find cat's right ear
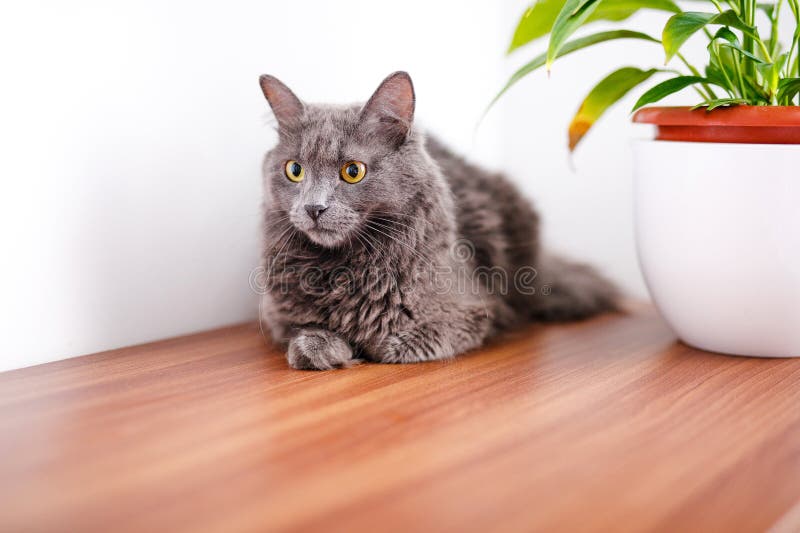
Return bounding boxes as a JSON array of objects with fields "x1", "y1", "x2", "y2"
[
  {"x1": 360, "y1": 71, "x2": 415, "y2": 146},
  {"x1": 259, "y1": 74, "x2": 304, "y2": 132}
]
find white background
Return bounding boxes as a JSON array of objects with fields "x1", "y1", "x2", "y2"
[{"x1": 4, "y1": 0, "x2": 777, "y2": 371}]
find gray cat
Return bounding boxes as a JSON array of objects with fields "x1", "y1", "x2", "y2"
[{"x1": 258, "y1": 71, "x2": 618, "y2": 370}]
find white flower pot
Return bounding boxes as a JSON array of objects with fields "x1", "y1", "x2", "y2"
[{"x1": 632, "y1": 140, "x2": 800, "y2": 357}]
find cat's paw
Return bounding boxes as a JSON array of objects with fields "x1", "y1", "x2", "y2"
[
  {"x1": 375, "y1": 332, "x2": 444, "y2": 364},
  {"x1": 377, "y1": 334, "x2": 414, "y2": 364},
  {"x1": 287, "y1": 329, "x2": 358, "y2": 370}
]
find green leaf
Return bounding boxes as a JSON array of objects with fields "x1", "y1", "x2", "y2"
[
  {"x1": 507, "y1": 0, "x2": 680, "y2": 53},
  {"x1": 663, "y1": 13, "x2": 715, "y2": 63},
  {"x1": 546, "y1": 0, "x2": 604, "y2": 70},
  {"x1": 757, "y1": 53, "x2": 789, "y2": 95},
  {"x1": 487, "y1": 30, "x2": 659, "y2": 115},
  {"x1": 712, "y1": 26, "x2": 740, "y2": 45},
  {"x1": 691, "y1": 98, "x2": 749, "y2": 110},
  {"x1": 741, "y1": 70, "x2": 772, "y2": 100},
  {"x1": 709, "y1": 10, "x2": 758, "y2": 35},
  {"x1": 777, "y1": 78, "x2": 800, "y2": 102},
  {"x1": 705, "y1": 64, "x2": 730, "y2": 88},
  {"x1": 508, "y1": 0, "x2": 567, "y2": 53},
  {"x1": 707, "y1": 26, "x2": 764, "y2": 69},
  {"x1": 632, "y1": 75, "x2": 709, "y2": 111},
  {"x1": 717, "y1": 41, "x2": 767, "y2": 63},
  {"x1": 662, "y1": 10, "x2": 755, "y2": 63},
  {"x1": 588, "y1": 0, "x2": 681, "y2": 21},
  {"x1": 569, "y1": 67, "x2": 658, "y2": 151}
]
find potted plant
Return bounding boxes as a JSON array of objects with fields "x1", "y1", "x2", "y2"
[{"x1": 491, "y1": 0, "x2": 800, "y2": 356}]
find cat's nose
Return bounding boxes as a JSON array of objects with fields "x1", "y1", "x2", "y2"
[{"x1": 304, "y1": 204, "x2": 328, "y2": 221}]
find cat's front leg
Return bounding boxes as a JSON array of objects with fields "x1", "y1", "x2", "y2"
[
  {"x1": 372, "y1": 305, "x2": 491, "y2": 364},
  {"x1": 287, "y1": 328, "x2": 359, "y2": 370}
]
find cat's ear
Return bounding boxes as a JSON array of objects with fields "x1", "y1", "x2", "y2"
[
  {"x1": 360, "y1": 71, "x2": 415, "y2": 145},
  {"x1": 259, "y1": 74, "x2": 304, "y2": 132}
]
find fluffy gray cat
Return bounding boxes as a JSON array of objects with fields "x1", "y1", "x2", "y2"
[{"x1": 258, "y1": 71, "x2": 618, "y2": 370}]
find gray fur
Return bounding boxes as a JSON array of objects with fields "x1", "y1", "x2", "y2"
[
  {"x1": 258, "y1": 72, "x2": 619, "y2": 370},
  {"x1": 287, "y1": 328, "x2": 358, "y2": 370}
]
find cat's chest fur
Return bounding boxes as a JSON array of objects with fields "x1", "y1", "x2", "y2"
[{"x1": 268, "y1": 245, "x2": 411, "y2": 347}]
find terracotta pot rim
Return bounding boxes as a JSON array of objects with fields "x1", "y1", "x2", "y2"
[
  {"x1": 632, "y1": 105, "x2": 800, "y2": 127},
  {"x1": 632, "y1": 106, "x2": 800, "y2": 144}
]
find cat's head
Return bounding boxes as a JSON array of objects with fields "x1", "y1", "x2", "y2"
[{"x1": 259, "y1": 72, "x2": 433, "y2": 248}]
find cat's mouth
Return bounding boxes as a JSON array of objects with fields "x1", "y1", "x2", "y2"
[
  {"x1": 290, "y1": 206, "x2": 360, "y2": 248},
  {"x1": 303, "y1": 225, "x2": 348, "y2": 248},
  {"x1": 309, "y1": 226, "x2": 336, "y2": 235}
]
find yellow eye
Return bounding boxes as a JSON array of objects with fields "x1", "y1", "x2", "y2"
[
  {"x1": 285, "y1": 160, "x2": 304, "y2": 182},
  {"x1": 340, "y1": 161, "x2": 366, "y2": 184}
]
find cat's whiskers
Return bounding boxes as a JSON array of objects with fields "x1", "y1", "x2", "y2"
[
  {"x1": 367, "y1": 217, "x2": 442, "y2": 256},
  {"x1": 367, "y1": 218, "x2": 442, "y2": 259},
  {"x1": 350, "y1": 225, "x2": 373, "y2": 257},
  {"x1": 368, "y1": 216, "x2": 422, "y2": 235},
  {"x1": 364, "y1": 222, "x2": 438, "y2": 270},
  {"x1": 357, "y1": 229, "x2": 401, "y2": 292},
  {"x1": 358, "y1": 233, "x2": 396, "y2": 290},
  {"x1": 258, "y1": 222, "x2": 296, "y2": 346},
  {"x1": 265, "y1": 224, "x2": 298, "y2": 284},
  {"x1": 370, "y1": 211, "x2": 435, "y2": 247},
  {"x1": 365, "y1": 210, "x2": 443, "y2": 253},
  {"x1": 265, "y1": 224, "x2": 294, "y2": 253},
  {"x1": 364, "y1": 221, "x2": 436, "y2": 271},
  {"x1": 281, "y1": 231, "x2": 299, "y2": 274},
  {"x1": 367, "y1": 210, "x2": 429, "y2": 224},
  {"x1": 354, "y1": 227, "x2": 381, "y2": 266},
  {"x1": 265, "y1": 209, "x2": 290, "y2": 217},
  {"x1": 263, "y1": 214, "x2": 294, "y2": 235},
  {"x1": 352, "y1": 232, "x2": 370, "y2": 256},
  {"x1": 354, "y1": 227, "x2": 378, "y2": 257}
]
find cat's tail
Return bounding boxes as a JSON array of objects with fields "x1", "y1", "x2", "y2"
[{"x1": 528, "y1": 254, "x2": 621, "y2": 322}]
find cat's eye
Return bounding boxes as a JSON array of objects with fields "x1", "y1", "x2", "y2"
[
  {"x1": 284, "y1": 160, "x2": 305, "y2": 182},
  {"x1": 340, "y1": 161, "x2": 366, "y2": 184}
]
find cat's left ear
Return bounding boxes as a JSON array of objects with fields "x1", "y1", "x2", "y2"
[{"x1": 360, "y1": 71, "x2": 415, "y2": 145}]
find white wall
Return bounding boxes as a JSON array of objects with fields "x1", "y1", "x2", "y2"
[{"x1": 0, "y1": 0, "x2": 505, "y2": 371}]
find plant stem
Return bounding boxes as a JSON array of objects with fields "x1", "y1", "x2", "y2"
[
  {"x1": 732, "y1": 50, "x2": 748, "y2": 99},
  {"x1": 742, "y1": 0, "x2": 756, "y2": 77},
  {"x1": 789, "y1": 0, "x2": 800, "y2": 24},
  {"x1": 717, "y1": 48, "x2": 740, "y2": 97},
  {"x1": 677, "y1": 52, "x2": 717, "y2": 100},
  {"x1": 755, "y1": 37, "x2": 774, "y2": 62},
  {"x1": 788, "y1": 28, "x2": 800, "y2": 77},
  {"x1": 790, "y1": 0, "x2": 800, "y2": 81},
  {"x1": 771, "y1": 0, "x2": 784, "y2": 57},
  {"x1": 726, "y1": 0, "x2": 742, "y2": 15},
  {"x1": 709, "y1": 0, "x2": 725, "y2": 12},
  {"x1": 796, "y1": 45, "x2": 800, "y2": 79}
]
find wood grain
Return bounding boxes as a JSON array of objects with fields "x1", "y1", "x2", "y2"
[{"x1": 1, "y1": 307, "x2": 799, "y2": 532}]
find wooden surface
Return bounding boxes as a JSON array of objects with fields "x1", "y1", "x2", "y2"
[{"x1": 1, "y1": 307, "x2": 800, "y2": 533}]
